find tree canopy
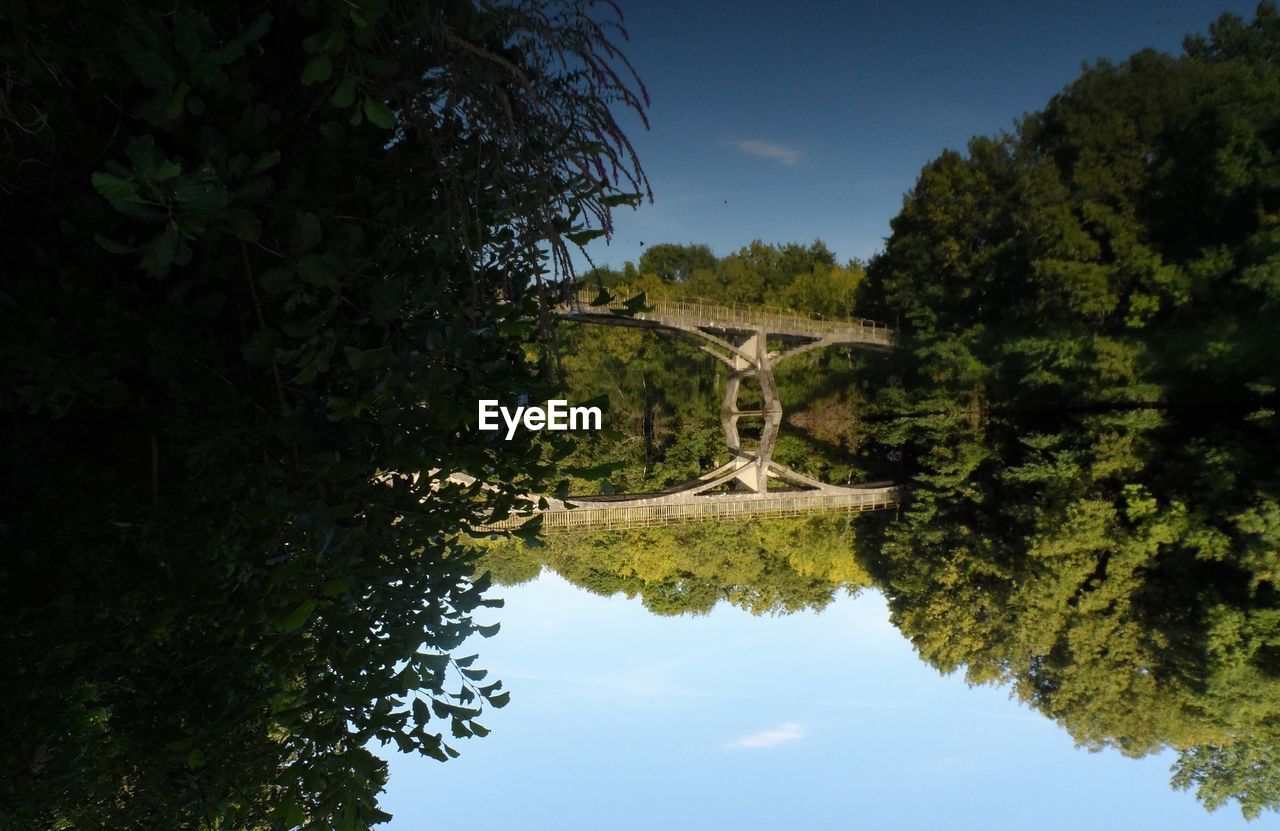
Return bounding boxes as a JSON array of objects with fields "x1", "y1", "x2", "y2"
[
  {"x1": 0, "y1": 1, "x2": 645, "y2": 828},
  {"x1": 857, "y1": 3, "x2": 1280, "y2": 818}
]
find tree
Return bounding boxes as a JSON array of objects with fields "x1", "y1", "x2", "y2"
[
  {"x1": 479, "y1": 515, "x2": 871, "y2": 617},
  {"x1": 0, "y1": 1, "x2": 646, "y2": 828},
  {"x1": 858, "y1": 3, "x2": 1280, "y2": 818},
  {"x1": 637, "y1": 242, "x2": 716, "y2": 283}
]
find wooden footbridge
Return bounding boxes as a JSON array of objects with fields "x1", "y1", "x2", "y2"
[{"x1": 470, "y1": 288, "x2": 898, "y2": 533}]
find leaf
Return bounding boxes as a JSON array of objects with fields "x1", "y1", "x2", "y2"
[
  {"x1": 421, "y1": 733, "x2": 448, "y2": 762},
  {"x1": 277, "y1": 598, "x2": 317, "y2": 631},
  {"x1": 248, "y1": 150, "x2": 281, "y2": 175},
  {"x1": 125, "y1": 136, "x2": 159, "y2": 173},
  {"x1": 363, "y1": 98, "x2": 395, "y2": 129},
  {"x1": 223, "y1": 208, "x2": 262, "y2": 242},
  {"x1": 412, "y1": 698, "x2": 430, "y2": 725},
  {"x1": 331, "y1": 73, "x2": 359, "y2": 108},
  {"x1": 344, "y1": 345, "x2": 391, "y2": 372},
  {"x1": 93, "y1": 235, "x2": 134, "y2": 255},
  {"x1": 566, "y1": 228, "x2": 605, "y2": 246},
  {"x1": 602, "y1": 192, "x2": 642, "y2": 208},
  {"x1": 487, "y1": 691, "x2": 510, "y2": 709},
  {"x1": 320, "y1": 577, "x2": 349, "y2": 597},
  {"x1": 475, "y1": 623, "x2": 500, "y2": 639},
  {"x1": 302, "y1": 55, "x2": 333, "y2": 85},
  {"x1": 292, "y1": 211, "x2": 322, "y2": 252},
  {"x1": 174, "y1": 174, "x2": 229, "y2": 215},
  {"x1": 369, "y1": 279, "x2": 404, "y2": 322},
  {"x1": 144, "y1": 225, "x2": 183, "y2": 278},
  {"x1": 453, "y1": 654, "x2": 478, "y2": 669},
  {"x1": 277, "y1": 800, "x2": 305, "y2": 829},
  {"x1": 91, "y1": 172, "x2": 139, "y2": 202}
]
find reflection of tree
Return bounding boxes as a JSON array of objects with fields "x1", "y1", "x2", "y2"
[
  {"x1": 857, "y1": 6, "x2": 1280, "y2": 818},
  {"x1": 480, "y1": 515, "x2": 871, "y2": 616}
]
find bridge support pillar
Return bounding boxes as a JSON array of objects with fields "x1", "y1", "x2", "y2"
[{"x1": 720, "y1": 329, "x2": 782, "y2": 494}]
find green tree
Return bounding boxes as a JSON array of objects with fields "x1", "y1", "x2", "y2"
[
  {"x1": 859, "y1": 3, "x2": 1280, "y2": 818},
  {"x1": 479, "y1": 515, "x2": 872, "y2": 616},
  {"x1": 637, "y1": 242, "x2": 716, "y2": 283},
  {"x1": 0, "y1": 1, "x2": 646, "y2": 828}
]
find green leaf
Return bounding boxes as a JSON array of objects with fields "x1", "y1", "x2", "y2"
[
  {"x1": 223, "y1": 208, "x2": 262, "y2": 242},
  {"x1": 276, "y1": 800, "x2": 305, "y2": 829},
  {"x1": 143, "y1": 225, "x2": 183, "y2": 278},
  {"x1": 344, "y1": 345, "x2": 391, "y2": 372},
  {"x1": 565, "y1": 228, "x2": 605, "y2": 246},
  {"x1": 421, "y1": 733, "x2": 448, "y2": 762},
  {"x1": 248, "y1": 150, "x2": 281, "y2": 175},
  {"x1": 150, "y1": 160, "x2": 182, "y2": 182},
  {"x1": 174, "y1": 174, "x2": 229, "y2": 215},
  {"x1": 302, "y1": 55, "x2": 333, "y2": 85},
  {"x1": 292, "y1": 211, "x2": 322, "y2": 252},
  {"x1": 277, "y1": 598, "x2": 317, "y2": 631},
  {"x1": 331, "y1": 73, "x2": 359, "y2": 108},
  {"x1": 125, "y1": 136, "x2": 159, "y2": 173},
  {"x1": 93, "y1": 234, "x2": 134, "y2": 255},
  {"x1": 487, "y1": 691, "x2": 510, "y2": 709},
  {"x1": 602, "y1": 192, "x2": 642, "y2": 208},
  {"x1": 320, "y1": 577, "x2": 349, "y2": 597},
  {"x1": 363, "y1": 98, "x2": 395, "y2": 129},
  {"x1": 475, "y1": 623, "x2": 500, "y2": 639},
  {"x1": 91, "y1": 172, "x2": 139, "y2": 202}
]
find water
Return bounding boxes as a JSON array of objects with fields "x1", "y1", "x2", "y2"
[{"x1": 378, "y1": 574, "x2": 1251, "y2": 830}]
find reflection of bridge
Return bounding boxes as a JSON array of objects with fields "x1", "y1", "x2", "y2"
[{"x1": 478, "y1": 288, "x2": 898, "y2": 532}]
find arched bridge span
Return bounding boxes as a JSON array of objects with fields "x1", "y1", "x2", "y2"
[{"x1": 478, "y1": 289, "x2": 899, "y2": 532}]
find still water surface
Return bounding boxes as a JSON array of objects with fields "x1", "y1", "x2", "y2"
[{"x1": 379, "y1": 573, "x2": 1254, "y2": 830}]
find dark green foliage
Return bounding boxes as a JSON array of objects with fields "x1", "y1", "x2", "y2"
[
  {"x1": 859, "y1": 3, "x2": 1280, "y2": 819},
  {"x1": 636, "y1": 242, "x2": 716, "y2": 283},
  {"x1": 0, "y1": 1, "x2": 644, "y2": 828}
]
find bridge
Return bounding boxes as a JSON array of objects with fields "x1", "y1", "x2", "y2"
[{"x1": 474, "y1": 288, "x2": 898, "y2": 533}]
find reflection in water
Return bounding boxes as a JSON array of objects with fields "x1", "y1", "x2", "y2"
[
  {"x1": 382, "y1": 574, "x2": 1256, "y2": 831},
  {"x1": 493, "y1": 256, "x2": 1279, "y2": 819}
]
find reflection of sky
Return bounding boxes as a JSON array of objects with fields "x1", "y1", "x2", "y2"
[
  {"x1": 380, "y1": 573, "x2": 1253, "y2": 830},
  {"x1": 573, "y1": 0, "x2": 1259, "y2": 270}
]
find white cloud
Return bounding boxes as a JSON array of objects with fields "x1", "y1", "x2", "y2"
[
  {"x1": 732, "y1": 139, "x2": 803, "y2": 166},
  {"x1": 725, "y1": 722, "x2": 806, "y2": 749}
]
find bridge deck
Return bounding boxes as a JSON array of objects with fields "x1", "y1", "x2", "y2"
[
  {"x1": 481, "y1": 487, "x2": 899, "y2": 532},
  {"x1": 563, "y1": 288, "x2": 895, "y2": 348}
]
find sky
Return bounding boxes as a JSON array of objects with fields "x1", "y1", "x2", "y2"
[
  {"x1": 581, "y1": 0, "x2": 1262, "y2": 269},
  {"x1": 381, "y1": 3, "x2": 1269, "y2": 828},
  {"x1": 380, "y1": 576, "x2": 1255, "y2": 830}
]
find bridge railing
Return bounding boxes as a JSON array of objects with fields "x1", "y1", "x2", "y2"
[
  {"x1": 480, "y1": 488, "x2": 899, "y2": 532},
  {"x1": 564, "y1": 287, "x2": 895, "y2": 346}
]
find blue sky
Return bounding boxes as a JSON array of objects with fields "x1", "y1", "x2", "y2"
[
  {"x1": 582, "y1": 0, "x2": 1262, "y2": 269},
  {"x1": 382, "y1": 4, "x2": 1271, "y2": 828},
  {"x1": 380, "y1": 576, "x2": 1254, "y2": 830}
]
